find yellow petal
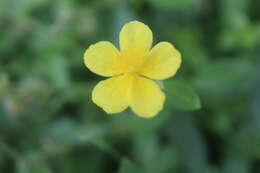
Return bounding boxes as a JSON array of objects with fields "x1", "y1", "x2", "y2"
[
  {"x1": 84, "y1": 41, "x2": 122, "y2": 77},
  {"x1": 128, "y1": 76, "x2": 165, "y2": 118},
  {"x1": 92, "y1": 75, "x2": 130, "y2": 114},
  {"x1": 119, "y1": 21, "x2": 153, "y2": 55},
  {"x1": 140, "y1": 42, "x2": 181, "y2": 80}
]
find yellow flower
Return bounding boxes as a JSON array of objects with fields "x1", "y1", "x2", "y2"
[{"x1": 84, "y1": 21, "x2": 181, "y2": 118}]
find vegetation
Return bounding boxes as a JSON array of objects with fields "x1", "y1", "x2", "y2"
[{"x1": 0, "y1": 0, "x2": 260, "y2": 172}]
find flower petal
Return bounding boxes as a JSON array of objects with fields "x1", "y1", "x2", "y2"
[
  {"x1": 140, "y1": 42, "x2": 181, "y2": 80},
  {"x1": 92, "y1": 75, "x2": 130, "y2": 114},
  {"x1": 119, "y1": 21, "x2": 153, "y2": 55},
  {"x1": 128, "y1": 76, "x2": 165, "y2": 118},
  {"x1": 84, "y1": 41, "x2": 122, "y2": 77}
]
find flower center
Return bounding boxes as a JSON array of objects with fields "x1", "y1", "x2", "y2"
[
  {"x1": 127, "y1": 66, "x2": 135, "y2": 72},
  {"x1": 119, "y1": 51, "x2": 146, "y2": 74}
]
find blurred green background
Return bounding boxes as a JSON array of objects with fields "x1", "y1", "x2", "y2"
[{"x1": 1, "y1": 0, "x2": 260, "y2": 172}]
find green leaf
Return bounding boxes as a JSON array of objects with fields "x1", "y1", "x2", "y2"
[
  {"x1": 118, "y1": 158, "x2": 140, "y2": 173},
  {"x1": 164, "y1": 79, "x2": 201, "y2": 111}
]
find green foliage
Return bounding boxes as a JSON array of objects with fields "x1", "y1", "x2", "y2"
[
  {"x1": 149, "y1": 0, "x2": 199, "y2": 9},
  {"x1": 118, "y1": 158, "x2": 140, "y2": 173},
  {"x1": 1, "y1": 0, "x2": 260, "y2": 172},
  {"x1": 164, "y1": 79, "x2": 201, "y2": 111}
]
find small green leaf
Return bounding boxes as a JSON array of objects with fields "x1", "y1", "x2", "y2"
[
  {"x1": 164, "y1": 79, "x2": 201, "y2": 111},
  {"x1": 118, "y1": 158, "x2": 140, "y2": 173}
]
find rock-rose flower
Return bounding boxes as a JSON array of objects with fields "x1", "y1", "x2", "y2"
[{"x1": 84, "y1": 21, "x2": 181, "y2": 118}]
